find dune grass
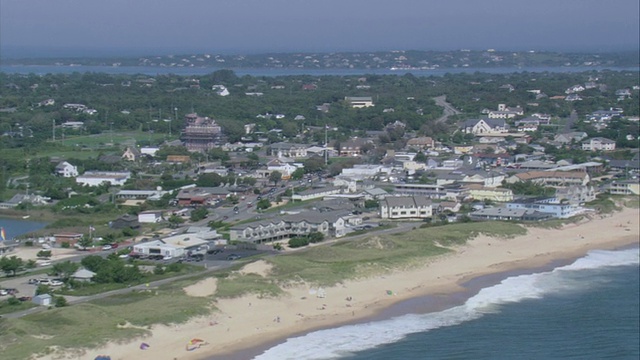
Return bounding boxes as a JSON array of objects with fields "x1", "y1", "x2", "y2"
[
  {"x1": 267, "y1": 221, "x2": 527, "y2": 286},
  {"x1": 0, "y1": 286, "x2": 212, "y2": 360}
]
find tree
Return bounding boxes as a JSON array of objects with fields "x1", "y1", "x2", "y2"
[
  {"x1": 190, "y1": 207, "x2": 209, "y2": 222},
  {"x1": 76, "y1": 235, "x2": 94, "y2": 250},
  {"x1": 303, "y1": 156, "x2": 326, "y2": 173},
  {"x1": 81, "y1": 255, "x2": 108, "y2": 273},
  {"x1": 414, "y1": 151, "x2": 427, "y2": 162},
  {"x1": 269, "y1": 171, "x2": 283, "y2": 185},
  {"x1": 54, "y1": 296, "x2": 68, "y2": 307},
  {"x1": 364, "y1": 199, "x2": 379, "y2": 209},
  {"x1": 290, "y1": 168, "x2": 305, "y2": 180},
  {"x1": 168, "y1": 214, "x2": 185, "y2": 228},
  {"x1": 0, "y1": 256, "x2": 24, "y2": 276},
  {"x1": 35, "y1": 284, "x2": 51, "y2": 296},
  {"x1": 308, "y1": 232, "x2": 324, "y2": 243},
  {"x1": 256, "y1": 198, "x2": 271, "y2": 210},
  {"x1": 51, "y1": 261, "x2": 80, "y2": 281}
]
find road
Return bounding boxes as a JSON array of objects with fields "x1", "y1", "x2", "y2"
[{"x1": 433, "y1": 95, "x2": 461, "y2": 123}]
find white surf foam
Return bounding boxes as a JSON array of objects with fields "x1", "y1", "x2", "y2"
[{"x1": 254, "y1": 248, "x2": 639, "y2": 360}]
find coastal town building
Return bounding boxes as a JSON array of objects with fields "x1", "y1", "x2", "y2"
[
  {"x1": 55, "y1": 161, "x2": 78, "y2": 178},
  {"x1": 181, "y1": 113, "x2": 222, "y2": 152},
  {"x1": 76, "y1": 171, "x2": 131, "y2": 187},
  {"x1": 608, "y1": 180, "x2": 640, "y2": 195},
  {"x1": 229, "y1": 211, "x2": 350, "y2": 243},
  {"x1": 345, "y1": 96, "x2": 374, "y2": 108},
  {"x1": 461, "y1": 118, "x2": 509, "y2": 135},
  {"x1": 582, "y1": 137, "x2": 616, "y2": 151},
  {"x1": 379, "y1": 196, "x2": 433, "y2": 220},
  {"x1": 506, "y1": 171, "x2": 590, "y2": 187},
  {"x1": 487, "y1": 104, "x2": 524, "y2": 119}
]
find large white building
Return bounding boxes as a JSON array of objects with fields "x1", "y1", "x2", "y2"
[
  {"x1": 132, "y1": 233, "x2": 210, "y2": 258},
  {"x1": 582, "y1": 137, "x2": 616, "y2": 151},
  {"x1": 76, "y1": 171, "x2": 131, "y2": 187}
]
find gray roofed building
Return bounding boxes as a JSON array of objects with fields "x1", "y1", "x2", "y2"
[
  {"x1": 229, "y1": 210, "x2": 351, "y2": 243},
  {"x1": 379, "y1": 196, "x2": 433, "y2": 219},
  {"x1": 469, "y1": 207, "x2": 552, "y2": 221}
]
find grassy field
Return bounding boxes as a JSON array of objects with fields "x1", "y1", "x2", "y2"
[
  {"x1": 0, "y1": 284, "x2": 213, "y2": 359},
  {"x1": 267, "y1": 221, "x2": 527, "y2": 286}
]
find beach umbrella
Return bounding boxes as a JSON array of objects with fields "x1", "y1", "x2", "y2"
[
  {"x1": 140, "y1": 342, "x2": 150, "y2": 350},
  {"x1": 94, "y1": 356, "x2": 111, "y2": 360}
]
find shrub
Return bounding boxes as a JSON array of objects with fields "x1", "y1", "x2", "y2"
[
  {"x1": 288, "y1": 237, "x2": 309, "y2": 248},
  {"x1": 54, "y1": 296, "x2": 68, "y2": 307}
]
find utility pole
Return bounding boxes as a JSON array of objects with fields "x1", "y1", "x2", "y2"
[
  {"x1": 52, "y1": 119, "x2": 55, "y2": 141},
  {"x1": 324, "y1": 124, "x2": 329, "y2": 165}
]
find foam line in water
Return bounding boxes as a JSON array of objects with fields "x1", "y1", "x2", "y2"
[{"x1": 254, "y1": 248, "x2": 639, "y2": 360}]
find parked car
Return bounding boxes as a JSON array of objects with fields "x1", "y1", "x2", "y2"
[
  {"x1": 226, "y1": 254, "x2": 241, "y2": 261},
  {"x1": 0, "y1": 289, "x2": 8, "y2": 296},
  {"x1": 18, "y1": 296, "x2": 32, "y2": 302},
  {"x1": 162, "y1": 255, "x2": 173, "y2": 261},
  {"x1": 28, "y1": 278, "x2": 39, "y2": 285},
  {"x1": 207, "y1": 248, "x2": 223, "y2": 255},
  {"x1": 102, "y1": 244, "x2": 113, "y2": 251},
  {"x1": 49, "y1": 280, "x2": 64, "y2": 286},
  {"x1": 38, "y1": 261, "x2": 52, "y2": 267}
]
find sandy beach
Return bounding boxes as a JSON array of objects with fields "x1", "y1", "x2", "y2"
[{"x1": 37, "y1": 207, "x2": 639, "y2": 360}]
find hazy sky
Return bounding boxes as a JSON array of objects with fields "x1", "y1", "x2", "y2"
[{"x1": 1, "y1": 0, "x2": 639, "y2": 56}]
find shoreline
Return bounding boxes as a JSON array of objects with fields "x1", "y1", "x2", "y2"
[
  {"x1": 36, "y1": 207, "x2": 640, "y2": 360},
  {"x1": 215, "y1": 236, "x2": 639, "y2": 360}
]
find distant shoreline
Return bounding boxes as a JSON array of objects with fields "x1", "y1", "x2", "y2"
[{"x1": 1, "y1": 64, "x2": 638, "y2": 77}]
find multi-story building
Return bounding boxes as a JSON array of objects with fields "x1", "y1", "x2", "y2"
[
  {"x1": 379, "y1": 196, "x2": 433, "y2": 220},
  {"x1": 506, "y1": 171, "x2": 590, "y2": 187},
  {"x1": 582, "y1": 137, "x2": 616, "y2": 151},
  {"x1": 181, "y1": 113, "x2": 222, "y2": 152},
  {"x1": 608, "y1": 180, "x2": 640, "y2": 195},
  {"x1": 229, "y1": 211, "x2": 349, "y2": 243}
]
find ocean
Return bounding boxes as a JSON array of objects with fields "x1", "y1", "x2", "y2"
[{"x1": 252, "y1": 247, "x2": 640, "y2": 360}]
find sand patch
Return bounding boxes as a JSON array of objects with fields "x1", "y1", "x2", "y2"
[
  {"x1": 183, "y1": 277, "x2": 217, "y2": 297},
  {"x1": 238, "y1": 260, "x2": 273, "y2": 277}
]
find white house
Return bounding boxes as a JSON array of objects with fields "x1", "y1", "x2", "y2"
[
  {"x1": 55, "y1": 161, "x2": 78, "y2": 178},
  {"x1": 461, "y1": 118, "x2": 509, "y2": 135},
  {"x1": 487, "y1": 104, "x2": 524, "y2": 119},
  {"x1": 345, "y1": 96, "x2": 374, "y2": 108},
  {"x1": 582, "y1": 137, "x2": 616, "y2": 151},
  {"x1": 76, "y1": 171, "x2": 131, "y2": 187},
  {"x1": 138, "y1": 210, "x2": 164, "y2": 223}
]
